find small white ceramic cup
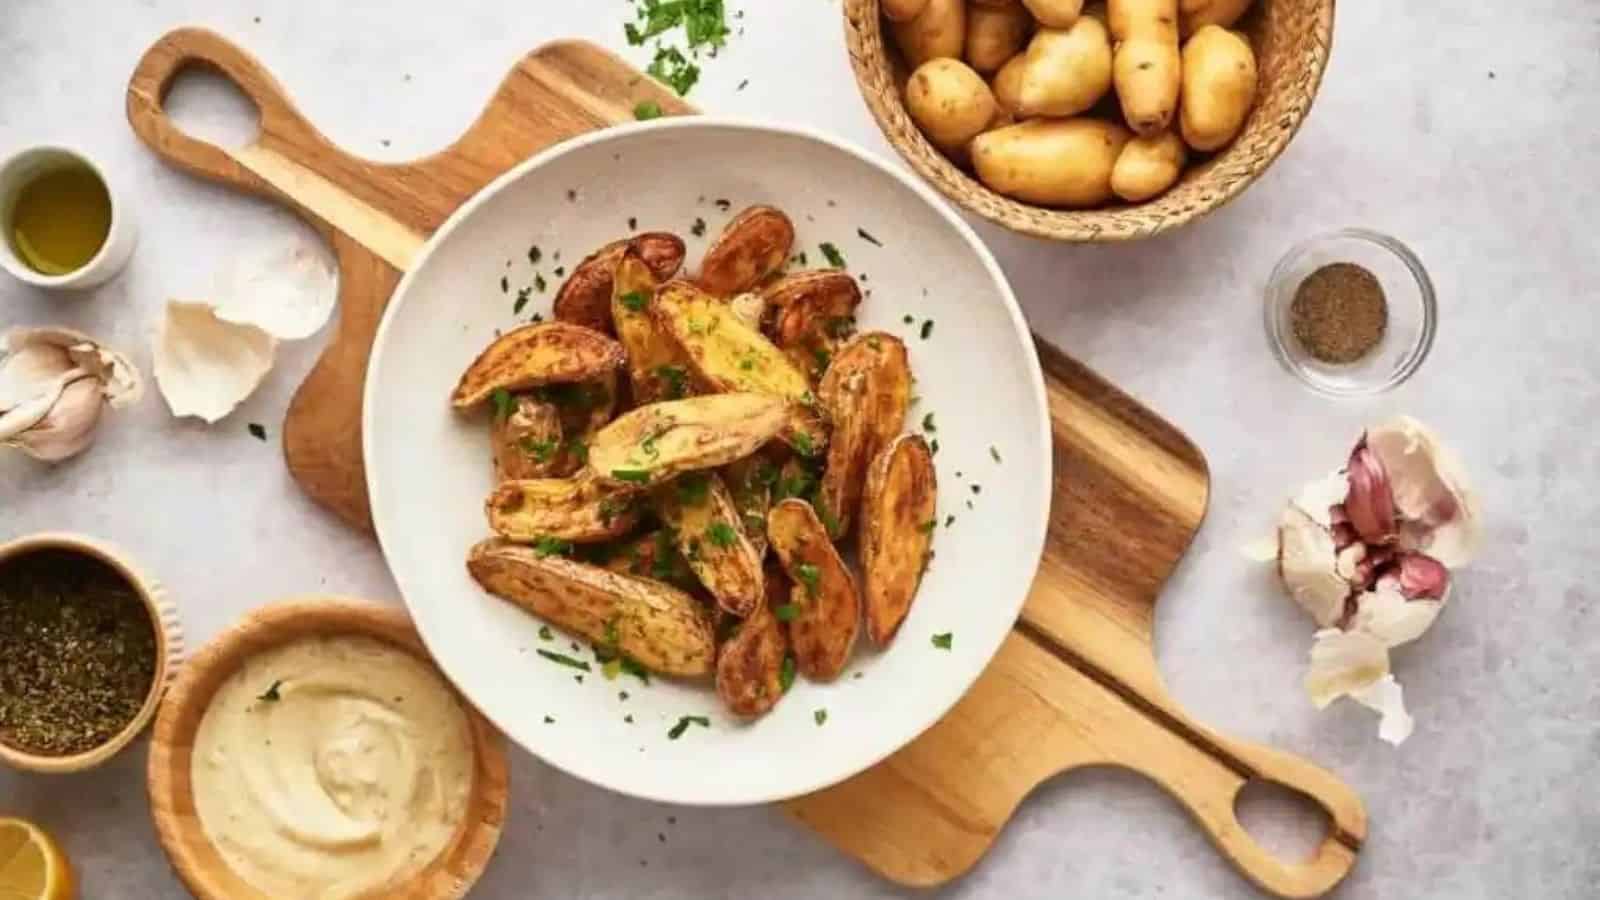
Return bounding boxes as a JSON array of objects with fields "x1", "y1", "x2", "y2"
[{"x1": 0, "y1": 144, "x2": 137, "y2": 290}]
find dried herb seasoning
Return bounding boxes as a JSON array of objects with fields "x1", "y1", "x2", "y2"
[
  {"x1": 0, "y1": 549, "x2": 157, "y2": 756},
  {"x1": 1290, "y1": 262, "x2": 1388, "y2": 364}
]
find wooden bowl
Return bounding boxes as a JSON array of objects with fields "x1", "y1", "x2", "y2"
[
  {"x1": 146, "y1": 598, "x2": 508, "y2": 900},
  {"x1": 843, "y1": 0, "x2": 1336, "y2": 241},
  {"x1": 0, "y1": 532, "x2": 184, "y2": 774}
]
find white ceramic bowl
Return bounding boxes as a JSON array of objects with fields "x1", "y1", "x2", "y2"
[{"x1": 364, "y1": 118, "x2": 1050, "y2": 806}]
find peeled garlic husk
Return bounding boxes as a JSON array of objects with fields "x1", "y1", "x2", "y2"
[
  {"x1": 1277, "y1": 506, "x2": 1350, "y2": 627},
  {"x1": 1348, "y1": 579, "x2": 1444, "y2": 649},
  {"x1": 1365, "y1": 416, "x2": 1482, "y2": 567},
  {"x1": 210, "y1": 239, "x2": 338, "y2": 341},
  {"x1": 0, "y1": 327, "x2": 143, "y2": 462},
  {"x1": 154, "y1": 301, "x2": 277, "y2": 423},
  {"x1": 1291, "y1": 471, "x2": 1348, "y2": 528},
  {"x1": 1304, "y1": 628, "x2": 1415, "y2": 746}
]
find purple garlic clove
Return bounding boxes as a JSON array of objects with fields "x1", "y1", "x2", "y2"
[
  {"x1": 1345, "y1": 437, "x2": 1398, "y2": 545},
  {"x1": 1393, "y1": 552, "x2": 1450, "y2": 600}
]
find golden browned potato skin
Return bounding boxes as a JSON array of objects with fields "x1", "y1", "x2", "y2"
[
  {"x1": 1110, "y1": 130, "x2": 1188, "y2": 201},
  {"x1": 763, "y1": 270, "x2": 863, "y2": 383},
  {"x1": 966, "y1": 3, "x2": 1033, "y2": 74},
  {"x1": 1015, "y1": 16, "x2": 1114, "y2": 118},
  {"x1": 1022, "y1": 0, "x2": 1084, "y2": 28},
  {"x1": 467, "y1": 539, "x2": 716, "y2": 676},
  {"x1": 816, "y1": 333, "x2": 912, "y2": 538},
  {"x1": 491, "y1": 397, "x2": 564, "y2": 481},
  {"x1": 766, "y1": 499, "x2": 861, "y2": 681},
  {"x1": 860, "y1": 435, "x2": 938, "y2": 645},
  {"x1": 891, "y1": 0, "x2": 966, "y2": 67},
  {"x1": 655, "y1": 472, "x2": 765, "y2": 617},
  {"x1": 697, "y1": 206, "x2": 795, "y2": 297},
  {"x1": 972, "y1": 118, "x2": 1132, "y2": 207},
  {"x1": 1108, "y1": 0, "x2": 1181, "y2": 135},
  {"x1": 1179, "y1": 0, "x2": 1252, "y2": 36},
  {"x1": 722, "y1": 455, "x2": 776, "y2": 558},
  {"x1": 883, "y1": 0, "x2": 931, "y2": 22},
  {"x1": 587, "y1": 393, "x2": 791, "y2": 488},
  {"x1": 451, "y1": 322, "x2": 625, "y2": 409},
  {"x1": 715, "y1": 567, "x2": 791, "y2": 718},
  {"x1": 485, "y1": 472, "x2": 643, "y2": 543},
  {"x1": 907, "y1": 59, "x2": 999, "y2": 156},
  {"x1": 612, "y1": 248, "x2": 693, "y2": 405},
  {"x1": 1179, "y1": 25, "x2": 1258, "y2": 151},
  {"x1": 552, "y1": 233, "x2": 686, "y2": 335}
]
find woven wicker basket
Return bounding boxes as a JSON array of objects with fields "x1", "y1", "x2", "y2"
[{"x1": 843, "y1": 0, "x2": 1336, "y2": 242}]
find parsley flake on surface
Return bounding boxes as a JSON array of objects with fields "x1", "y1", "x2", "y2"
[
  {"x1": 256, "y1": 680, "x2": 283, "y2": 702},
  {"x1": 499, "y1": 275, "x2": 509, "y2": 293},
  {"x1": 918, "y1": 519, "x2": 937, "y2": 534},
  {"x1": 920, "y1": 319, "x2": 934, "y2": 340},
  {"x1": 857, "y1": 227, "x2": 882, "y2": 247},
  {"x1": 528, "y1": 245, "x2": 542, "y2": 264},
  {"x1": 814, "y1": 708, "x2": 828, "y2": 726},
  {"x1": 819, "y1": 242, "x2": 846, "y2": 269},
  {"x1": 931, "y1": 632, "x2": 954, "y2": 650},
  {"x1": 248, "y1": 422, "x2": 267, "y2": 441},
  {"x1": 491, "y1": 388, "x2": 515, "y2": 423},
  {"x1": 794, "y1": 562, "x2": 821, "y2": 596},
  {"x1": 945, "y1": 515, "x2": 956, "y2": 528},
  {"x1": 991, "y1": 446, "x2": 1002, "y2": 463},
  {"x1": 691, "y1": 216, "x2": 707, "y2": 237},
  {"x1": 513, "y1": 286, "x2": 532, "y2": 314},
  {"x1": 775, "y1": 603, "x2": 800, "y2": 622},
  {"x1": 543, "y1": 715, "x2": 555, "y2": 724},
  {"x1": 779, "y1": 655, "x2": 796, "y2": 692},
  {"x1": 922, "y1": 412, "x2": 937, "y2": 433},
  {"x1": 667, "y1": 714, "x2": 711, "y2": 740},
  {"x1": 534, "y1": 273, "x2": 547, "y2": 293},
  {"x1": 532, "y1": 536, "x2": 573, "y2": 558},
  {"x1": 537, "y1": 649, "x2": 592, "y2": 671},
  {"x1": 647, "y1": 46, "x2": 700, "y2": 96},
  {"x1": 538, "y1": 625, "x2": 554, "y2": 641},
  {"x1": 612, "y1": 468, "x2": 651, "y2": 484},
  {"x1": 634, "y1": 100, "x2": 663, "y2": 120},
  {"x1": 706, "y1": 521, "x2": 738, "y2": 548},
  {"x1": 621, "y1": 290, "x2": 649, "y2": 312}
]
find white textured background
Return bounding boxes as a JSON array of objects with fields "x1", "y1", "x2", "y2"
[{"x1": 2, "y1": 2, "x2": 1597, "y2": 898}]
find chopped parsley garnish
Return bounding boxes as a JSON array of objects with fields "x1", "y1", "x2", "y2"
[
  {"x1": 568, "y1": 438, "x2": 589, "y2": 463},
  {"x1": 647, "y1": 46, "x2": 700, "y2": 96},
  {"x1": 520, "y1": 436, "x2": 557, "y2": 462},
  {"x1": 537, "y1": 649, "x2": 592, "y2": 671},
  {"x1": 791, "y1": 432, "x2": 815, "y2": 457},
  {"x1": 774, "y1": 603, "x2": 800, "y2": 622},
  {"x1": 676, "y1": 472, "x2": 711, "y2": 504},
  {"x1": 500, "y1": 275, "x2": 509, "y2": 293},
  {"x1": 598, "y1": 497, "x2": 621, "y2": 526},
  {"x1": 971, "y1": 484, "x2": 982, "y2": 495},
  {"x1": 990, "y1": 446, "x2": 1002, "y2": 463},
  {"x1": 774, "y1": 470, "x2": 814, "y2": 502},
  {"x1": 248, "y1": 422, "x2": 267, "y2": 441},
  {"x1": 931, "y1": 632, "x2": 953, "y2": 650},
  {"x1": 812, "y1": 347, "x2": 831, "y2": 370},
  {"x1": 779, "y1": 655, "x2": 796, "y2": 692},
  {"x1": 667, "y1": 715, "x2": 711, "y2": 740},
  {"x1": 819, "y1": 242, "x2": 846, "y2": 269},
  {"x1": 705, "y1": 521, "x2": 738, "y2": 548},
  {"x1": 714, "y1": 198, "x2": 732, "y2": 211},
  {"x1": 544, "y1": 715, "x2": 555, "y2": 724},
  {"x1": 513, "y1": 286, "x2": 532, "y2": 314},
  {"x1": 619, "y1": 691, "x2": 630, "y2": 701},
  {"x1": 634, "y1": 100, "x2": 663, "y2": 120},
  {"x1": 655, "y1": 364, "x2": 689, "y2": 398},
  {"x1": 612, "y1": 468, "x2": 651, "y2": 484},
  {"x1": 930, "y1": 438, "x2": 940, "y2": 455},
  {"x1": 690, "y1": 216, "x2": 707, "y2": 237},
  {"x1": 793, "y1": 562, "x2": 821, "y2": 596},
  {"x1": 554, "y1": 266, "x2": 565, "y2": 277},
  {"x1": 737, "y1": 78, "x2": 748, "y2": 91},
  {"x1": 620, "y1": 657, "x2": 651, "y2": 684},
  {"x1": 491, "y1": 388, "x2": 515, "y2": 423},
  {"x1": 902, "y1": 314, "x2": 914, "y2": 325},
  {"x1": 918, "y1": 519, "x2": 937, "y2": 534},
  {"x1": 256, "y1": 680, "x2": 283, "y2": 702},
  {"x1": 628, "y1": 216, "x2": 638, "y2": 231},
  {"x1": 539, "y1": 625, "x2": 554, "y2": 641},
  {"x1": 825, "y1": 315, "x2": 856, "y2": 339},
  {"x1": 922, "y1": 412, "x2": 937, "y2": 433},
  {"x1": 814, "y1": 708, "x2": 828, "y2": 726},
  {"x1": 944, "y1": 515, "x2": 955, "y2": 528},
  {"x1": 528, "y1": 245, "x2": 542, "y2": 264},
  {"x1": 812, "y1": 496, "x2": 841, "y2": 537},
  {"x1": 920, "y1": 319, "x2": 935, "y2": 340},
  {"x1": 534, "y1": 273, "x2": 547, "y2": 292},
  {"x1": 533, "y1": 536, "x2": 573, "y2": 558},
  {"x1": 620, "y1": 290, "x2": 649, "y2": 312},
  {"x1": 857, "y1": 227, "x2": 882, "y2": 247}
]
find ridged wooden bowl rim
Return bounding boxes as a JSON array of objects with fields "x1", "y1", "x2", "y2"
[
  {"x1": 146, "y1": 598, "x2": 508, "y2": 900},
  {"x1": 842, "y1": 0, "x2": 1337, "y2": 242}
]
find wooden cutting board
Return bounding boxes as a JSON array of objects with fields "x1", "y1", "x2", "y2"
[{"x1": 127, "y1": 29, "x2": 1365, "y2": 898}]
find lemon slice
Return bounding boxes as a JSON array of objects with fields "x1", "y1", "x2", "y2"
[{"x1": 0, "y1": 818, "x2": 73, "y2": 900}]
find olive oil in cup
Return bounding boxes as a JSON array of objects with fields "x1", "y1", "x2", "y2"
[{"x1": 0, "y1": 145, "x2": 136, "y2": 290}]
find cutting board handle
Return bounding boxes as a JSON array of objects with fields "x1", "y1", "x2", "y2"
[{"x1": 125, "y1": 27, "x2": 315, "y2": 202}]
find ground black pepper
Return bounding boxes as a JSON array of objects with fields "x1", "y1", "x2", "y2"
[
  {"x1": 0, "y1": 549, "x2": 157, "y2": 756},
  {"x1": 1290, "y1": 262, "x2": 1388, "y2": 364}
]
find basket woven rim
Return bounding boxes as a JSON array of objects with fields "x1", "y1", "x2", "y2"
[{"x1": 842, "y1": 0, "x2": 1337, "y2": 243}]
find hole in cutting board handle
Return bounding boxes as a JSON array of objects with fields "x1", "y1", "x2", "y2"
[
  {"x1": 1235, "y1": 778, "x2": 1333, "y2": 864},
  {"x1": 163, "y1": 65, "x2": 263, "y2": 151}
]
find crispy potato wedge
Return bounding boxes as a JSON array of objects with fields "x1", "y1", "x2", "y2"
[
  {"x1": 612, "y1": 248, "x2": 696, "y2": 405},
  {"x1": 467, "y1": 539, "x2": 714, "y2": 676},
  {"x1": 816, "y1": 332, "x2": 912, "y2": 537},
  {"x1": 722, "y1": 455, "x2": 777, "y2": 558},
  {"x1": 766, "y1": 271, "x2": 862, "y2": 382},
  {"x1": 654, "y1": 472, "x2": 764, "y2": 617},
  {"x1": 697, "y1": 205, "x2": 796, "y2": 297},
  {"x1": 451, "y1": 322, "x2": 625, "y2": 409},
  {"x1": 860, "y1": 434, "x2": 938, "y2": 645},
  {"x1": 588, "y1": 393, "x2": 790, "y2": 488},
  {"x1": 552, "y1": 233, "x2": 687, "y2": 334},
  {"x1": 766, "y1": 499, "x2": 860, "y2": 681},
  {"x1": 652, "y1": 280, "x2": 828, "y2": 452},
  {"x1": 594, "y1": 529, "x2": 699, "y2": 593},
  {"x1": 529, "y1": 373, "x2": 619, "y2": 477},
  {"x1": 491, "y1": 396, "x2": 564, "y2": 481},
  {"x1": 715, "y1": 566, "x2": 791, "y2": 718},
  {"x1": 486, "y1": 471, "x2": 643, "y2": 543}
]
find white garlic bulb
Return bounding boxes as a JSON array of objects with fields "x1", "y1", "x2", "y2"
[{"x1": 0, "y1": 327, "x2": 143, "y2": 462}]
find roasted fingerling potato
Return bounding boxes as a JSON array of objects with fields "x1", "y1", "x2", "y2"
[
  {"x1": 762, "y1": 270, "x2": 863, "y2": 383},
  {"x1": 715, "y1": 566, "x2": 792, "y2": 718},
  {"x1": 553, "y1": 232, "x2": 687, "y2": 334},
  {"x1": 697, "y1": 206, "x2": 796, "y2": 297},
  {"x1": 816, "y1": 332, "x2": 912, "y2": 538},
  {"x1": 723, "y1": 454, "x2": 778, "y2": 558},
  {"x1": 588, "y1": 392, "x2": 791, "y2": 488},
  {"x1": 452, "y1": 322, "x2": 625, "y2": 409},
  {"x1": 491, "y1": 396, "x2": 564, "y2": 481},
  {"x1": 467, "y1": 538, "x2": 716, "y2": 676},
  {"x1": 655, "y1": 471, "x2": 766, "y2": 617},
  {"x1": 612, "y1": 248, "x2": 696, "y2": 405},
  {"x1": 766, "y1": 499, "x2": 861, "y2": 681},
  {"x1": 860, "y1": 435, "x2": 938, "y2": 645},
  {"x1": 596, "y1": 529, "x2": 700, "y2": 593},
  {"x1": 486, "y1": 471, "x2": 644, "y2": 543}
]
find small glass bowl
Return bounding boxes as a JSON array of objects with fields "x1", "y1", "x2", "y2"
[{"x1": 1265, "y1": 229, "x2": 1436, "y2": 397}]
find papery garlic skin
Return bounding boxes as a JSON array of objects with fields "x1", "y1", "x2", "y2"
[
  {"x1": 1278, "y1": 507, "x2": 1351, "y2": 628},
  {"x1": 154, "y1": 301, "x2": 277, "y2": 423},
  {"x1": 1348, "y1": 581, "x2": 1444, "y2": 649},
  {"x1": 1305, "y1": 628, "x2": 1390, "y2": 708}
]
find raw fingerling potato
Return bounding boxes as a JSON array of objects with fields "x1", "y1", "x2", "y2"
[
  {"x1": 552, "y1": 233, "x2": 686, "y2": 335},
  {"x1": 467, "y1": 539, "x2": 716, "y2": 676},
  {"x1": 990, "y1": 52, "x2": 1028, "y2": 116},
  {"x1": 1179, "y1": 0, "x2": 1253, "y2": 37},
  {"x1": 1108, "y1": 0, "x2": 1181, "y2": 135},
  {"x1": 972, "y1": 118, "x2": 1132, "y2": 207},
  {"x1": 966, "y1": 3, "x2": 1033, "y2": 74},
  {"x1": 766, "y1": 499, "x2": 861, "y2": 681},
  {"x1": 1014, "y1": 15, "x2": 1113, "y2": 118},
  {"x1": 882, "y1": 0, "x2": 931, "y2": 23},
  {"x1": 698, "y1": 206, "x2": 796, "y2": 297},
  {"x1": 906, "y1": 59, "x2": 999, "y2": 158},
  {"x1": 891, "y1": 0, "x2": 965, "y2": 67},
  {"x1": 1179, "y1": 25, "x2": 1258, "y2": 152},
  {"x1": 1022, "y1": 0, "x2": 1084, "y2": 27},
  {"x1": 860, "y1": 434, "x2": 938, "y2": 646},
  {"x1": 1110, "y1": 130, "x2": 1187, "y2": 201}
]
